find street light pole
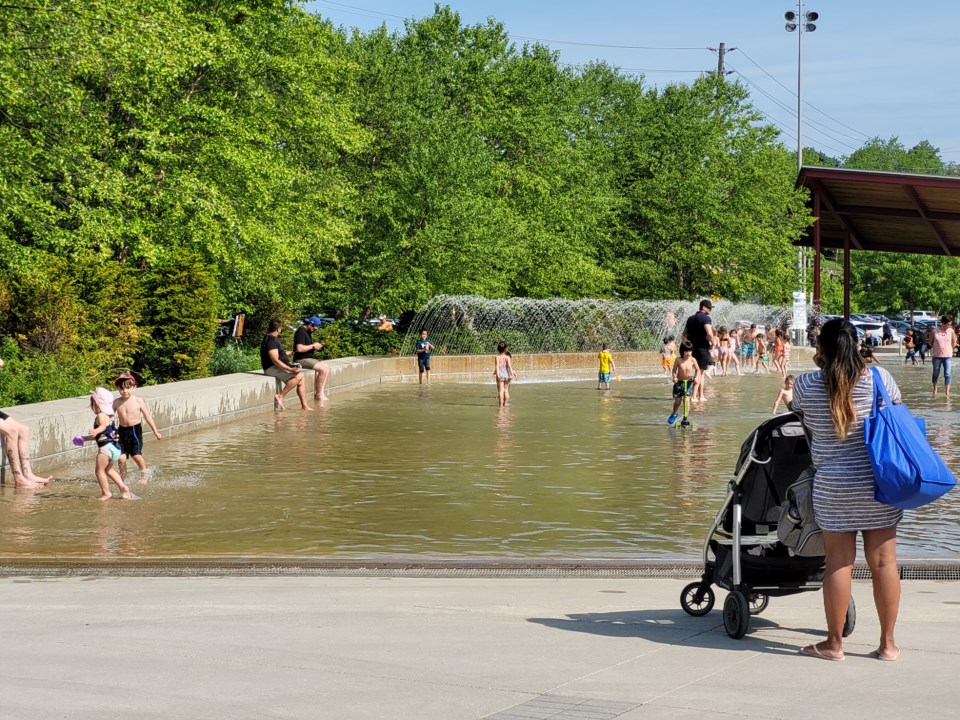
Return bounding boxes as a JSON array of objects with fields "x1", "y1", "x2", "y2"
[
  {"x1": 785, "y1": 3, "x2": 818, "y2": 173},
  {"x1": 785, "y1": 3, "x2": 819, "y2": 336}
]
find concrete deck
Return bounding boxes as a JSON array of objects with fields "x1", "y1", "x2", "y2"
[{"x1": 0, "y1": 574, "x2": 955, "y2": 719}]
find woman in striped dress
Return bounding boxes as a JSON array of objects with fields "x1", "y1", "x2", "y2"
[{"x1": 790, "y1": 319, "x2": 902, "y2": 662}]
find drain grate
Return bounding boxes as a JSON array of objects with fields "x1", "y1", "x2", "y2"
[
  {"x1": 484, "y1": 695, "x2": 636, "y2": 720},
  {"x1": 1, "y1": 560, "x2": 960, "y2": 579}
]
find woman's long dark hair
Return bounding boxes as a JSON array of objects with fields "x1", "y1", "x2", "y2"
[{"x1": 818, "y1": 318, "x2": 865, "y2": 439}]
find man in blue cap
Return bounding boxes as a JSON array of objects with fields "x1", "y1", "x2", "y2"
[{"x1": 293, "y1": 317, "x2": 332, "y2": 402}]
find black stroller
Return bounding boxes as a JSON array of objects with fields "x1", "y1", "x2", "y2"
[{"x1": 679, "y1": 413, "x2": 856, "y2": 639}]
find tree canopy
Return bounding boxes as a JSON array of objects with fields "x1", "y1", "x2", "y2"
[{"x1": 1, "y1": 1, "x2": 956, "y2": 401}]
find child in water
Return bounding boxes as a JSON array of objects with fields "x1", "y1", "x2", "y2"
[
  {"x1": 112, "y1": 373, "x2": 162, "y2": 481},
  {"x1": 596, "y1": 343, "x2": 619, "y2": 389},
  {"x1": 660, "y1": 336, "x2": 677, "y2": 375},
  {"x1": 771, "y1": 374, "x2": 795, "y2": 415},
  {"x1": 754, "y1": 333, "x2": 770, "y2": 374},
  {"x1": 668, "y1": 341, "x2": 701, "y2": 426},
  {"x1": 77, "y1": 387, "x2": 131, "y2": 500},
  {"x1": 494, "y1": 342, "x2": 516, "y2": 407}
]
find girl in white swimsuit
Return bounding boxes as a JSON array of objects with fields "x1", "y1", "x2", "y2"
[{"x1": 494, "y1": 342, "x2": 516, "y2": 407}]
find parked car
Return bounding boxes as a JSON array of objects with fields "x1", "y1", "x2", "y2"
[
  {"x1": 851, "y1": 320, "x2": 898, "y2": 345},
  {"x1": 905, "y1": 310, "x2": 937, "y2": 323},
  {"x1": 890, "y1": 320, "x2": 912, "y2": 336}
]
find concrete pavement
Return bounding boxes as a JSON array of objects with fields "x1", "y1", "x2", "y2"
[{"x1": 0, "y1": 574, "x2": 957, "y2": 719}]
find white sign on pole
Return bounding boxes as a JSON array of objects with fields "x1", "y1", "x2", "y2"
[{"x1": 791, "y1": 290, "x2": 807, "y2": 331}]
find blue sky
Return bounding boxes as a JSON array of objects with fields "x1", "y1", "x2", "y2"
[{"x1": 305, "y1": 1, "x2": 960, "y2": 164}]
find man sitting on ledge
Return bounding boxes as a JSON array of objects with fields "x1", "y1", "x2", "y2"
[
  {"x1": 260, "y1": 319, "x2": 310, "y2": 411},
  {"x1": 293, "y1": 317, "x2": 331, "y2": 403}
]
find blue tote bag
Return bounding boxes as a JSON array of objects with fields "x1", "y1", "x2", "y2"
[{"x1": 864, "y1": 367, "x2": 957, "y2": 509}]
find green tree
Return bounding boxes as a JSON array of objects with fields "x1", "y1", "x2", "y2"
[{"x1": 607, "y1": 75, "x2": 809, "y2": 302}]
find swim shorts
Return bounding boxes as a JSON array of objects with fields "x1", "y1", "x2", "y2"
[
  {"x1": 672, "y1": 380, "x2": 693, "y2": 398},
  {"x1": 598, "y1": 372, "x2": 611, "y2": 384},
  {"x1": 98, "y1": 442, "x2": 122, "y2": 465},
  {"x1": 661, "y1": 358, "x2": 671, "y2": 369},
  {"x1": 418, "y1": 358, "x2": 431, "y2": 372},
  {"x1": 741, "y1": 342, "x2": 755, "y2": 358},
  {"x1": 118, "y1": 424, "x2": 144, "y2": 458},
  {"x1": 693, "y1": 347, "x2": 713, "y2": 371}
]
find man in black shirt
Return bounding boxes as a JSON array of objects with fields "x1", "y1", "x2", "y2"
[
  {"x1": 293, "y1": 317, "x2": 332, "y2": 402},
  {"x1": 260, "y1": 318, "x2": 309, "y2": 411},
  {"x1": 683, "y1": 299, "x2": 716, "y2": 402}
]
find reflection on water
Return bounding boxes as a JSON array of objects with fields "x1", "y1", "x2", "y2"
[{"x1": 2, "y1": 363, "x2": 959, "y2": 561}]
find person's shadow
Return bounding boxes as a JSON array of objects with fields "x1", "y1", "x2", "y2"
[{"x1": 528, "y1": 606, "x2": 823, "y2": 655}]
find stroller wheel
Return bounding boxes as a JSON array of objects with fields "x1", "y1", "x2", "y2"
[
  {"x1": 843, "y1": 595, "x2": 856, "y2": 637},
  {"x1": 748, "y1": 593, "x2": 769, "y2": 615},
  {"x1": 680, "y1": 582, "x2": 715, "y2": 616},
  {"x1": 723, "y1": 591, "x2": 750, "y2": 639}
]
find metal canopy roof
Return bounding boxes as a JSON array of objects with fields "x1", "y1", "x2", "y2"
[{"x1": 796, "y1": 166, "x2": 960, "y2": 257}]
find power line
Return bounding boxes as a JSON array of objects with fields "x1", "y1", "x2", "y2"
[
  {"x1": 727, "y1": 64, "x2": 858, "y2": 155},
  {"x1": 733, "y1": 46, "x2": 870, "y2": 142}
]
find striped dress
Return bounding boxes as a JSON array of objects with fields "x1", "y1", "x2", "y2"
[{"x1": 791, "y1": 367, "x2": 903, "y2": 532}]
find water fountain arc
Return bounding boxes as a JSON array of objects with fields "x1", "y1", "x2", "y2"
[{"x1": 401, "y1": 295, "x2": 797, "y2": 356}]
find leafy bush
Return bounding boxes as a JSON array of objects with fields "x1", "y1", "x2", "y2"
[
  {"x1": 314, "y1": 321, "x2": 402, "y2": 359},
  {"x1": 208, "y1": 345, "x2": 261, "y2": 376},
  {"x1": 0, "y1": 337, "x2": 93, "y2": 406}
]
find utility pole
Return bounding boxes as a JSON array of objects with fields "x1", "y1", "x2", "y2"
[{"x1": 711, "y1": 43, "x2": 735, "y2": 77}]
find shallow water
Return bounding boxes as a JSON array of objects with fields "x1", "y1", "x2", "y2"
[{"x1": 2, "y1": 361, "x2": 959, "y2": 561}]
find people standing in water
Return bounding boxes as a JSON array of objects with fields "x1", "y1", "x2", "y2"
[
  {"x1": 659, "y1": 336, "x2": 677, "y2": 376},
  {"x1": 716, "y1": 326, "x2": 732, "y2": 376},
  {"x1": 0, "y1": 357, "x2": 53, "y2": 488},
  {"x1": 494, "y1": 342, "x2": 516, "y2": 407},
  {"x1": 596, "y1": 343, "x2": 618, "y2": 390},
  {"x1": 415, "y1": 329, "x2": 433, "y2": 385},
  {"x1": 668, "y1": 341, "x2": 700, "y2": 426},
  {"x1": 112, "y1": 373, "x2": 162, "y2": 481},
  {"x1": 682, "y1": 299, "x2": 715, "y2": 402},
  {"x1": 293, "y1": 317, "x2": 332, "y2": 402},
  {"x1": 791, "y1": 318, "x2": 903, "y2": 662},
  {"x1": 78, "y1": 387, "x2": 131, "y2": 500},
  {"x1": 771, "y1": 374, "x2": 795, "y2": 415},
  {"x1": 740, "y1": 325, "x2": 756, "y2": 372},
  {"x1": 928, "y1": 314, "x2": 957, "y2": 397},
  {"x1": 903, "y1": 329, "x2": 917, "y2": 365},
  {"x1": 754, "y1": 333, "x2": 770, "y2": 374}
]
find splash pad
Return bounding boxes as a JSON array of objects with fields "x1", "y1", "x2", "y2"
[{"x1": 400, "y1": 295, "x2": 798, "y2": 355}]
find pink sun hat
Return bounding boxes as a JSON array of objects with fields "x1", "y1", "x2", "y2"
[{"x1": 90, "y1": 387, "x2": 115, "y2": 416}]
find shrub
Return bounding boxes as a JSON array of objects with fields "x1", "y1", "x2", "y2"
[
  {"x1": 314, "y1": 321, "x2": 402, "y2": 359},
  {"x1": 139, "y1": 251, "x2": 221, "y2": 382},
  {"x1": 208, "y1": 345, "x2": 261, "y2": 376}
]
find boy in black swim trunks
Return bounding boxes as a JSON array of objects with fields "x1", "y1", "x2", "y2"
[
  {"x1": 112, "y1": 374, "x2": 162, "y2": 480},
  {"x1": 668, "y1": 341, "x2": 701, "y2": 426}
]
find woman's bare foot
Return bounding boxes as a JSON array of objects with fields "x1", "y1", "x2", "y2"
[
  {"x1": 300, "y1": 403, "x2": 313, "y2": 411},
  {"x1": 98, "y1": 493, "x2": 113, "y2": 501},
  {"x1": 120, "y1": 490, "x2": 132, "y2": 499},
  {"x1": 274, "y1": 394, "x2": 285, "y2": 410},
  {"x1": 24, "y1": 472, "x2": 52, "y2": 486},
  {"x1": 874, "y1": 644, "x2": 900, "y2": 661}
]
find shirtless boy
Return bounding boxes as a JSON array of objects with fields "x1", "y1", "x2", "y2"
[
  {"x1": 112, "y1": 374, "x2": 162, "y2": 479},
  {"x1": 668, "y1": 341, "x2": 702, "y2": 426}
]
